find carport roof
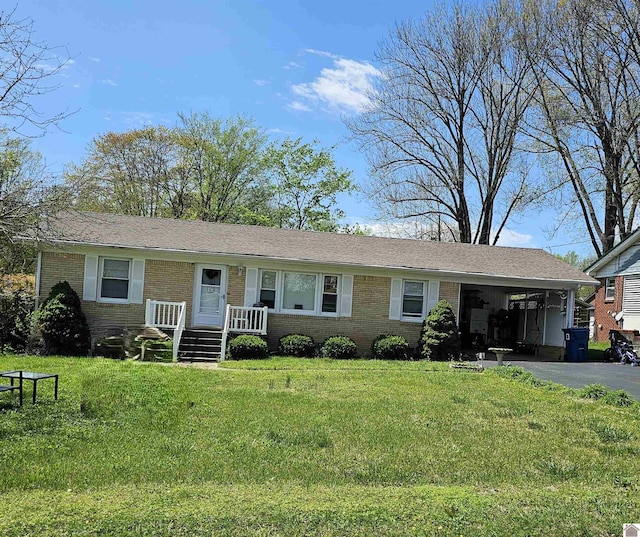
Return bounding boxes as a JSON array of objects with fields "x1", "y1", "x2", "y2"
[{"x1": 41, "y1": 211, "x2": 598, "y2": 286}]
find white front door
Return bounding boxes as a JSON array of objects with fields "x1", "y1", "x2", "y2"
[{"x1": 193, "y1": 265, "x2": 227, "y2": 327}]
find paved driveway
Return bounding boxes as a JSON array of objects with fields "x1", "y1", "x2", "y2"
[{"x1": 486, "y1": 359, "x2": 640, "y2": 398}]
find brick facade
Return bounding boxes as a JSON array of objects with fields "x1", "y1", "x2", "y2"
[
  {"x1": 39, "y1": 252, "x2": 461, "y2": 355},
  {"x1": 592, "y1": 276, "x2": 624, "y2": 341}
]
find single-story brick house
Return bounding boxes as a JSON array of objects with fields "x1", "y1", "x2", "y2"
[
  {"x1": 33, "y1": 211, "x2": 597, "y2": 360},
  {"x1": 585, "y1": 228, "x2": 640, "y2": 342}
]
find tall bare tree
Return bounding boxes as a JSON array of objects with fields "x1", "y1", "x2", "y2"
[
  {"x1": 0, "y1": 7, "x2": 71, "y2": 134},
  {"x1": 520, "y1": 0, "x2": 640, "y2": 256},
  {"x1": 347, "y1": 1, "x2": 536, "y2": 244},
  {"x1": 0, "y1": 8, "x2": 73, "y2": 271}
]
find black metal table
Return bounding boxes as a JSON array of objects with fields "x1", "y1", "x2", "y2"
[{"x1": 0, "y1": 371, "x2": 58, "y2": 403}]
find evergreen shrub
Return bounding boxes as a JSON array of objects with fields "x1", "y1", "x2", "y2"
[
  {"x1": 321, "y1": 336, "x2": 357, "y2": 359},
  {"x1": 35, "y1": 281, "x2": 91, "y2": 356},
  {"x1": 228, "y1": 334, "x2": 269, "y2": 360},
  {"x1": 419, "y1": 300, "x2": 460, "y2": 361},
  {"x1": 279, "y1": 334, "x2": 315, "y2": 357}
]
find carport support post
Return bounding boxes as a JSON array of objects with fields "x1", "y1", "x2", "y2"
[{"x1": 565, "y1": 289, "x2": 575, "y2": 328}]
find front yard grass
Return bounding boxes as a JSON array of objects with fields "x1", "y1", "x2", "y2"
[{"x1": 1, "y1": 355, "x2": 639, "y2": 536}]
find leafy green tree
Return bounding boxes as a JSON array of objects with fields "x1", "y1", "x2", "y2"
[
  {"x1": 419, "y1": 300, "x2": 460, "y2": 361},
  {"x1": 176, "y1": 112, "x2": 271, "y2": 223},
  {"x1": 65, "y1": 126, "x2": 189, "y2": 218},
  {"x1": 263, "y1": 138, "x2": 355, "y2": 231},
  {"x1": 0, "y1": 133, "x2": 65, "y2": 272}
]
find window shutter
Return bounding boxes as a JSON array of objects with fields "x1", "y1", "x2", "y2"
[
  {"x1": 130, "y1": 259, "x2": 145, "y2": 304},
  {"x1": 389, "y1": 278, "x2": 402, "y2": 320},
  {"x1": 340, "y1": 274, "x2": 353, "y2": 317},
  {"x1": 244, "y1": 267, "x2": 259, "y2": 307},
  {"x1": 427, "y1": 280, "x2": 440, "y2": 314},
  {"x1": 83, "y1": 255, "x2": 99, "y2": 301}
]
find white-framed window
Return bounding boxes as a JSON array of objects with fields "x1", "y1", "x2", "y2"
[
  {"x1": 99, "y1": 258, "x2": 131, "y2": 302},
  {"x1": 402, "y1": 280, "x2": 425, "y2": 319},
  {"x1": 605, "y1": 277, "x2": 616, "y2": 301},
  {"x1": 259, "y1": 270, "x2": 277, "y2": 309},
  {"x1": 321, "y1": 275, "x2": 339, "y2": 314},
  {"x1": 253, "y1": 269, "x2": 343, "y2": 316},
  {"x1": 282, "y1": 272, "x2": 317, "y2": 313}
]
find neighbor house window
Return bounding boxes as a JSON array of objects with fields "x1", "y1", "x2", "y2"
[
  {"x1": 259, "y1": 270, "x2": 277, "y2": 309},
  {"x1": 402, "y1": 281, "x2": 424, "y2": 318},
  {"x1": 100, "y1": 258, "x2": 130, "y2": 300},
  {"x1": 321, "y1": 275, "x2": 339, "y2": 314},
  {"x1": 282, "y1": 272, "x2": 317, "y2": 312},
  {"x1": 605, "y1": 278, "x2": 616, "y2": 301}
]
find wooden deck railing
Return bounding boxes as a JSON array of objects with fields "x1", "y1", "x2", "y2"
[
  {"x1": 220, "y1": 305, "x2": 268, "y2": 362},
  {"x1": 145, "y1": 299, "x2": 187, "y2": 361}
]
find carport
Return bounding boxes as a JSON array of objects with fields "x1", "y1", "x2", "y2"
[{"x1": 459, "y1": 283, "x2": 579, "y2": 359}]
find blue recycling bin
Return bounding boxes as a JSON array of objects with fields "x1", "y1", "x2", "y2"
[{"x1": 562, "y1": 328, "x2": 589, "y2": 362}]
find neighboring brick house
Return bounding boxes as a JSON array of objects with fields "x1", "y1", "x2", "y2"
[
  {"x1": 33, "y1": 211, "x2": 597, "y2": 360},
  {"x1": 586, "y1": 228, "x2": 640, "y2": 342}
]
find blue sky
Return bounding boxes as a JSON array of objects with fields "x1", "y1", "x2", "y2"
[{"x1": 15, "y1": 0, "x2": 591, "y2": 257}]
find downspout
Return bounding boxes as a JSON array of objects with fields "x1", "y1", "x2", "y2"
[{"x1": 34, "y1": 251, "x2": 42, "y2": 310}]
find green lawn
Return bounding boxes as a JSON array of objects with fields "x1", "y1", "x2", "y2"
[{"x1": 1, "y1": 355, "x2": 639, "y2": 536}]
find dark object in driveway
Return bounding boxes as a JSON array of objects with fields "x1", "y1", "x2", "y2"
[{"x1": 605, "y1": 330, "x2": 640, "y2": 365}]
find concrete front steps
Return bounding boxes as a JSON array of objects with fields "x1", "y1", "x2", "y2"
[{"x1": 178, "y1": 329, "x2": 223, "y2": 362}]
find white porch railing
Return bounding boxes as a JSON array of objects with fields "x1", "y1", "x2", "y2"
[
  {"x1": 145, "y1": 299, "x2": 187, "y2": 362},
  {"x1": 220, "y1": 304, "x2": 268, "y2": 362}
]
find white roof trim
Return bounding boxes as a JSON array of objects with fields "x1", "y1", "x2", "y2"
[{"x1": 586, "y1": 228, "x2": 640, "y2": 275}]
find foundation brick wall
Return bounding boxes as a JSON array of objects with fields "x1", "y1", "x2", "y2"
[
  {"x1": 593, "y1": 276, "x2": 624, "y2": 341},
  {"x1": 40, "y1": 252, "x2": 461, "y2": 355},
  {"x1": 264, "y1": 275, "x2": 461, "y2": 356}
]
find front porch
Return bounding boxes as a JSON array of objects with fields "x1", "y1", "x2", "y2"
[{"x1": 145, "y1": 300, "x2": 268, "y2": 361}]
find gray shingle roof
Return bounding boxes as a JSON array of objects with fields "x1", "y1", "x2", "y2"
[{"x1": 45, "y1": 211, "x2": 597, "y2": 285}]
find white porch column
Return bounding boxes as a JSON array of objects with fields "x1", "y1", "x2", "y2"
[
  {"x1": 522, "y1": 293, "x2": 529, "y2": 339},
  {"x1": 565, "y1": 289, "x2": 575, "y2": 328},
  {"x1": 542, "y1": 291, "x2": 548, "y2": 345}
]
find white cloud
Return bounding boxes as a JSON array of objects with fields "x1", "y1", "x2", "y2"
[
  {"x1": 267, "y1": 127, "x2": 296, "y2": 135},
  {"x1": 88, "y1": 56, "x2": 101, "y2": 63},
  {"x1": 303, "y1": 48, "x2": 339, "y2": 59},
  {"x1": 101, "y1": 79, "x2": 118, "y2": 87},
  {"x1": 283, "y1": 61, "x2": 303, "y2": 70},
  {"x1": 289, "y1": 57, "x2": 381, "y2": 115},
  {"x1": 253, "y1": 79, "x2": 269, "y2": 86},
  {"x1": 287, "y1": 101, "x2": 312, "y2": 113},
  {"x1": 119, "y1": 111, "x2": 155, "y2": 127},
  {"x1": 493, "y1": 229, "x2": 534, "y2": 248},
  {"x1": 344, "y1": 217, "x2": 536, "y2": 247}
]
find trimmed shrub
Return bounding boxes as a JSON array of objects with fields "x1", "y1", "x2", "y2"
[
  {"x1": 35, "y1": 281, "x2": 91, "y2": 356},
  {"x1": 321, "y1": 336, "x2": 357, "y2": 359},
  {"x1": 279, "y1": 334, "x2": 315, "y2": 357},
  {"x1": 372, "y1": 335, "x2": 409, "y2": 360},
  {"x1": 419, "y1": 300, "x2": 460, "y2": 361},
  {"x1": 0, "y1": 273, "x2": 35, "y2": 352},
  {"x1": 228, "y1": 334, "x2": 269, "y2": 360}
]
